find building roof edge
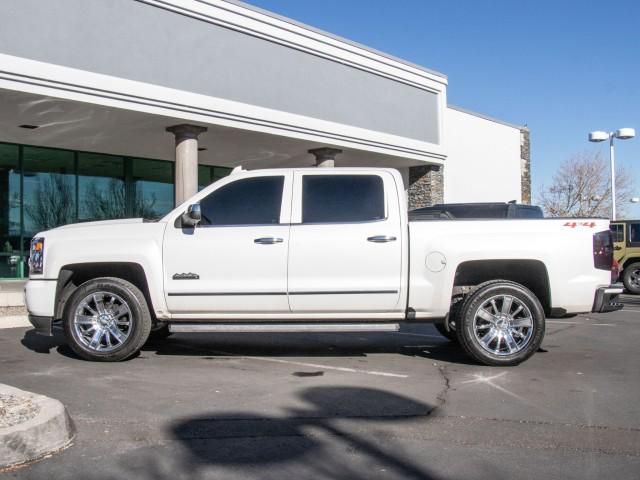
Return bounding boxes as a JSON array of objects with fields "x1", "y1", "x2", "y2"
[
  {"x1": 448, "y1": 104, "x2": 526, "y2": 130},
  {"x1": 221, "y1": 0, "x2": 448, "y2": 81}
]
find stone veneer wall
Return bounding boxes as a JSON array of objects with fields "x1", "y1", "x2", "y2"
[
  {"x1": 520, "y1": 127, "x2": 531, "y2": 204},
  {"x1": 408, "y1": 165, "x2": 444, "y2": 209}
]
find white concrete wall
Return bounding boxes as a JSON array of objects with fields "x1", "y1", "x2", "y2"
[{"x1": 444, "y1": 107, "x2": 523, "y2": 203}]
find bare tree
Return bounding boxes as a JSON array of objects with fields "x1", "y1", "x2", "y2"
[
  {"x1": 538, "y1": 151, "x2": 634, "y2": 218},
  {"x1": 82, "y1": 179, "x2": 127, "y2": 220},
  {"x1": 83, "y1": 179, "x2": 160, "y2": 220},
  {"x1": 25, "y1": 174, "x2": 75, "y2": 231}
]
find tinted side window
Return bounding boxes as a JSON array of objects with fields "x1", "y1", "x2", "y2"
[
  {"x1": 516, "y1": 206, "x2": 544, "y2": 219},
  {"x1": 199, "y1": 176, "x2": 284, "y2": 226},
  {"x1": 447, "y1": 205, "x2": 507, "y2": 218},
  {"x1": 629, "y1": 223, "x2": 640, "y2": 244},
  {"x1": 610, "y1": 224, "x2": 624, "y2": 243},
  {"x1": 302, "y1": 175, "x2": 384, "y2": 223}
]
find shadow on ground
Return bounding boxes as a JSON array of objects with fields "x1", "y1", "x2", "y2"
[
  {"x1": 82, "y1": 386, "x2": 444, "y2": 480},
  {"x1": 20, "y1": 326, "x2": 476, "y2": 365}
]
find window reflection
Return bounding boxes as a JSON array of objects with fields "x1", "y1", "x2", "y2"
[
  {"x1": 198, "y1": 165, "x2": 231, "y2": 191},
  {"x1": 79, "y1": 153, "x2": 126, "y2": 221},
  {"x1": 131, "y1": 159, "x2": 173, "y2": 220},
  {"x1": 0, "y1": 141, "x2": 230, "y2": 278},
  {"x1": 0, "y1": 144, "x2": 21, "y2": 278},
  {"x1": 22, "y1": 147, "x2": 75, "y2": 235}
]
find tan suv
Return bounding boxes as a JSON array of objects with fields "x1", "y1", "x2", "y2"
[{"x1": 610, "y1": 220, "x2": 640, "y2": 294}]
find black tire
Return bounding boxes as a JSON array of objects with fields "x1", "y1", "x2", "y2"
[
  {"x1": 622, "y1": 262, "x2": 640, "y2": 294},
  {"x1": 63, "y1": 277, "x2": 152, "y2": 362},
  {"x1": 434, "y1": 301, "x2": 462, "y2": 342},
  {"x1": 455, "y1": 280, "x2": 545, "y2": 366}
]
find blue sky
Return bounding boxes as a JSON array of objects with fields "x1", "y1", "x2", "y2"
[{"x1": 246, "y1": 0, "x2": 640, "y2": 217}]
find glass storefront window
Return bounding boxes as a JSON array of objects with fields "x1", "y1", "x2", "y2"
[
  {"x1": 198, "y1": 165, "x2": 212, "y2": 191},
  {"x1": 131, "y1": 159, "x2": 174, "y2": 220},
  {"x1": 0, "y1": 144, "x2": 21, "y2": 278},
  {"x1": 78, "y1": 153, "x2": 125, "y2": 222},
  {"x1": 22, "y1": 147, "x2": 75, "y2": 236},
  {"x1": 198, "y1": 165, "x2": 231, "y2": 191},
  {"x1": 0, "y1": 141, "x2": 229, "y2": 278}
]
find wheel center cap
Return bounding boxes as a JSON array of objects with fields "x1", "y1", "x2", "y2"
[
  {"x1": 495, "y1": 315, "x2": 510, "y2": 330},
  {"x1": 98, "y1": 314, "x2": 112, "y2": 326}
]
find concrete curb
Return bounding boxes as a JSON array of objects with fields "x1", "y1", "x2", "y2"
[
  {"x1": 0, "y1": 315, "x2": 31, "y2": 329},
  {"x1": 0, "y1": 384, "x2": 75, "y2": 470},
  {"x1": 0, "y1": 291, "x2": 24, "y2": 307}
]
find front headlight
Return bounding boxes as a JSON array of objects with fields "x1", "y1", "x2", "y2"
[{"x1": 29, "y1": 237, "x2": 45, "y2": 275}]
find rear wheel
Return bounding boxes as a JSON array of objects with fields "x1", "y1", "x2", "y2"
[
  {"x1": 63, "y1": 277, "x2": 152, "y2": 362},
  {"x1": 456, "y1": 280, "x2": 545, "y2": 366},
  {"x1": 622, "y1": 262, "x2": 640, "y2": 294}
]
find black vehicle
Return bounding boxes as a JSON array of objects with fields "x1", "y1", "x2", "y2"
[{"x1": 409, "y1": 202, "x2": 544, "y2": 220}]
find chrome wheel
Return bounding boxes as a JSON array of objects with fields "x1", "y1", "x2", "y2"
[
  {"x1": 472, "y1": 294, "x2": 534, "y2": 356},
  {"x1": 629, "y1": 267, "x2": 640, "y2": 289},
  {"x1": 73, "y1": 292, "x2": 132, "y2": 352}
]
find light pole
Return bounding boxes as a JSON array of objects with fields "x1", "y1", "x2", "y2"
[{"x1": 588, "y1": 128, "x2": 636, "y2": 220}]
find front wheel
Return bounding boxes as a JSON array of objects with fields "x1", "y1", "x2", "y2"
[
  {"x1": 63, "y1": 277, "x2": 152, "y2": 362},
  {"x1": 456, "y1": 280, "x2": 545, "y2": 366},
  {"x1": 622, "y1": 262, "x2": 640, "y2": 294}
]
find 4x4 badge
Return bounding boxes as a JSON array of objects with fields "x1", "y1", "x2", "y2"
[{"x1": 172, "y1": 273, "x2": 200, "y2": 280}]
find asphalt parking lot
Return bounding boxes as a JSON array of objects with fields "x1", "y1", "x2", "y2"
[{"x1": 2, "y1": 297, "x2": 640, "y2": 480}]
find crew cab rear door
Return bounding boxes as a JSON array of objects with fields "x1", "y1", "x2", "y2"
[{"x1": 287, "y1": 170, "x2": 403, "y2": 313}]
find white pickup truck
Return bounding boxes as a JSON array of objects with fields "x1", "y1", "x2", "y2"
[{"x1": 25, "y1": 167, "x2": 623, "y2": 366}]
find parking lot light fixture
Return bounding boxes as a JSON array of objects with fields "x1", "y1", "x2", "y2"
[{"x1": 588, "y1": 128, "x2": 636, "y2": 221}]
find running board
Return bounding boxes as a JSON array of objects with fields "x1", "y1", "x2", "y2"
[{"x1": 169, "y1": 323, "x2": 400, "y2": 333}]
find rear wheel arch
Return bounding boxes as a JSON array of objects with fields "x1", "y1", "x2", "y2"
[{"x1": 453, "y1": 259, "x2": 551, "y2": 315}]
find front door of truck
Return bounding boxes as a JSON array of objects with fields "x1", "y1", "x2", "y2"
[
  {"x1": 163, "y1": 172, "x2": 292, "y2": 315},
  {"x1": 287, "y1": 171, "x2": 403, "y2": 313}
]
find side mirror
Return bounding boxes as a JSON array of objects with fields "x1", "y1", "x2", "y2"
[{"x1": 181, "y1": 204, "x2": 202, "y2": 227}]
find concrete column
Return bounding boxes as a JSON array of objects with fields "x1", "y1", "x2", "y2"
[
  {"x1": 308, "y1": 147, "x2": 342, "y2": 168},
  {"x1": 166, "y1": 124, "x2": 208, "y2": 206}
]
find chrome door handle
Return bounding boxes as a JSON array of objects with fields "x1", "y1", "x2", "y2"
[
  {"x1": 367, "y1": 235, "x2": 397, "y2": 243},
  {"x1": 254, "y1": 237, "x2": 284, "y2": 245}
]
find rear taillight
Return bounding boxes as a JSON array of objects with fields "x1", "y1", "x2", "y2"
[{"x1": 593, "y1": 230, "x2": 614, "y2": 273}]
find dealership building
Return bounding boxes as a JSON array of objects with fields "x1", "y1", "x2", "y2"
[{"x1": 0, "y1": 0, "x2": 530, "y2": 281}]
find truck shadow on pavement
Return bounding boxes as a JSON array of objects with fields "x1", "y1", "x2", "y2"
[
  {"x1": 143, "y1": 330, "x2": 476, "y2": 365},
  {"x1": 19, "y1": 327, "x2": 476, "y2": 366},
  {"x1": 75, "y1": 386, "x2": 446, "y2": 480},
  {"x1": 166, "y1": 386, "x2": 443, "y2": 480}
]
